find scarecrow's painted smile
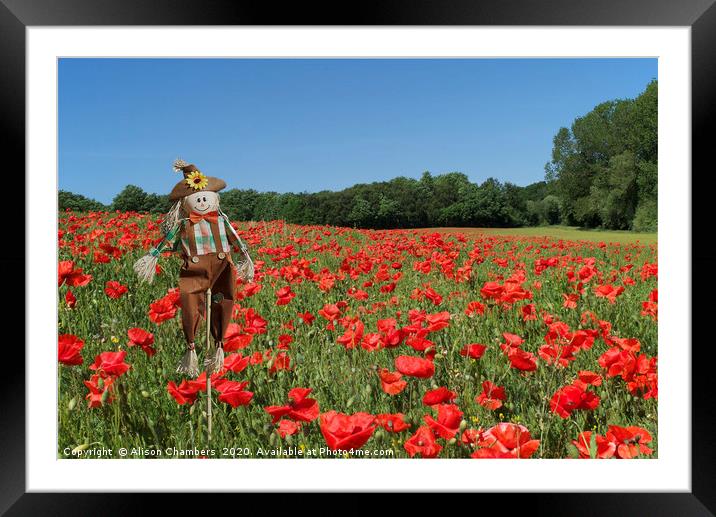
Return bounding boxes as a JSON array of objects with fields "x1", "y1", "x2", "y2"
[{"x1": 184, "y1": 191, "x2": 219, "y2": 214}]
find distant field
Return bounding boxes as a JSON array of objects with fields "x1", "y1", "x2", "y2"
[{"x1": 415, "y1": 226, "x2": 657, "y2": 245}]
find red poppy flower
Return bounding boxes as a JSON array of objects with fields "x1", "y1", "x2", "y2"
[
  {"x1": 405, "y1": 335, "x2": 434, "y2": 352},
  {"x1": 319, "y1": 411, "x2": 376, "y2": 451},
  {"x1": 318, "y1": 303, "x2": 341, "y2": 321},
  {"x1": 425, "y1": 311, "x2": 450, "y2": 332},
  {"x1": 360, "y1": 333, "x2": 383, "y2": 352},
  {"x1": 58, "y1": 334, "x2": 84, "y2": 366},
  {"x1": 538, "y1": 342, "x2": 577, "y2": 368},
  {"x1": 249, "y1": 351, "x2": 265, "y2": 365},
  {"x1": 377, "y1": 320, "x2": 403, "y2": 348},
  {"x1": 577, "y1": 370, "x2": 602, "y2": 386},
  {"x1": 506, "y1": 348, "x2": 538, "y2": 372},
  {"x1": 223, "y1": 353, "x2": 250, "y2": 374},
  {"x1": 460, "y1": 343, "x2": 487, "y2": 360},
  {"x1": 475, "y1": 380, "x2": 506, "y2": 410},
  {"x1": 472, "y1": 423, "x2": 540, "y2": 459},
  {"x1": 422, "y1": 387, "x2": 457, "y2": 406},
  {"x1": 58, "y1": 260, "x2": 92, "y2": 287},
  {"x1": 164, "y1": 287, "x2": 181, "y2": 307},
  {"x1": 104, "y1": 280, "x2": 128, "y2": 299},
  {"x1": 641, "y1": 300, "x2": 658, "y2": 321},
  {"x1": 395, "y1": 355, "x2": 435, "y2": 378},
  {"x1": 375, "y1": 413, "x2": 411, "y2": 433},
  {"x1": 223, "y1": 323, "x2": 254, "y2": 352},
  {"x1": 501, "y1": 332, "x2": 524, "y2": 349},
  {"x1": 605, "y1": 425, "x2": 654, "y2": 458},
  {"x1": 550, "y1": 382, "x2": 600, "y2": 418},
  {"x1": 269, "y1": 352, "x2": 291, "y2": 373},
  {"x1": 127, "y1": 327, "x2": 155, "y2": 356},
  {"x1": 89, "y1": 351, "x2": 130, "y2": 378},
  {"x1": 275, "y1": 286, "x2": 296, "y2": 306},
  {"x1": 264, "y1": 387, "x2": 320, "y2": 423},
  {"x1": 278, "y1": 333, "x2": 293, "y2": 350},
  {"x1": 148, "y1": 296, "x2": 177, "y2": 324},
  {"x1": 84, "y1": 374, "x2": 114, "y2": 408},
  {"x1": 404, "y1": 425, "x2": 442, "y2": 458},
  {"x1": 347, "y1": 287, "x2": 369, "y2": 300},
  {"x1": 424, "y1": 403, "x2": 463, "y2": 439},
  {"x1": 242, "y1": 308, "x2": 268, "y2": 334},
  {"x1": 277, "y1": 419, "x2": 301, "y2": 438},
  {"x1": 521, "y1": 303, "x2": 537, "y2": 321},
  {"x1": 216, "y1": 380, "x2": 254, "y2": 408},
  {"x1": 424, "y1": 287, "x2": 443, "y2": 305},
  {"x1": 572, "y1": 431, "x2": 617, "y2": 459},
  {"x1": 480, "y1": 281, "x2": 504, "y2": 300},
  {"x1": 461, "y1": 428, "x2": 482, "y2": 446},
  {"x1": 465, "y1": 301, "x2": 485, "y2": 316},
  {"x1": 594, "y1": 284, "x2": 625, "y2": 303},
  {"x1": 378, "y1": 368, "x2": 407, "y2": 395},
  {"x1": 562, "y1": 293, "x2": 580, "y2": 309},
  {"x1": 167, "y1": 378, "x2": 205, "y2": 405},
  {"x1": 65, "y1": 289, "x2": 77, "y2": 309},
  {"x1": 297, "y1": 311, "x2": 316, "y2": 325},
  {"x1": 336, "y1": 320, "x2": 365, "y2": 349}
]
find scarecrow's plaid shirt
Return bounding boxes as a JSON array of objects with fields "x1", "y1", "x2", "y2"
[{"x1": 151, "y1": 215, "x2": 246, "y2": 257}]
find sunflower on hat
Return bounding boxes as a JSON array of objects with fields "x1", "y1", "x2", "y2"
[{"x1": 185, "y1": 170, "x2": 209, "y2": 190}]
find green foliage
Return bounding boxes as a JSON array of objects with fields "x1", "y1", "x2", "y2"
[
  {"x1": 545, "y1": 79, "x2": 657, "y2": 230},
  {"x1": 78, "y1": 175, "x2": 536, "y2": 229},
  {"x1": 111, "y1": 185, "x2": 171, "y2": 214},
  {"x1": 633, "y1": 199, "x2": 658, "y2": 232},
  {"x1": 59, "y1": 190, "x2": 107, "y2": 212}
]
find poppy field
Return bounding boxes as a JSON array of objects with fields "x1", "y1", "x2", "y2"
[{"x1": 58, "y1": 211, "x2": 657, "y2": 459}]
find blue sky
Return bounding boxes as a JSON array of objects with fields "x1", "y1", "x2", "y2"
[{"x1": 58, "y1": 58, "x2": 657, "y2": 204}]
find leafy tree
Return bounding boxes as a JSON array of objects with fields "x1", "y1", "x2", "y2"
[
  {"x1": 111, "y1": 185, "x2": 149, "y2": 212},
  {"x1": 347, "y1": 196, "x2": 375, "y2": 228},
  {"x1": 58, "y1": 190, "x2": 107, "y2": 212},
  {"x1": 545, "y1": 79, "x2": 657, "y2": 230}
]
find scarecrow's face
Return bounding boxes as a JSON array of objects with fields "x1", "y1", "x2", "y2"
[{"x1": 184, "y1": 191, "x2": 219, "y2": 214}]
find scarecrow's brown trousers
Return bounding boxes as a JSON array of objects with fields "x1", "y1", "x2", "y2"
[{"x1": 178, "y1": 252, "x2": 236, "y2": 344}]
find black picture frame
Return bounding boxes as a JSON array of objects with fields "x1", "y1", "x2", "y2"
[{"x1": 4, "y1": 0, "x2": 713, "y2": 514}]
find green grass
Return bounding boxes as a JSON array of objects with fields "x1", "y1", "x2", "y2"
[{"x1": 418, "y1": 226, "x2": 657, "y2": 245}]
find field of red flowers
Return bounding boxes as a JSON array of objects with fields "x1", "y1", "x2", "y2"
[{"x1": 58, "y1": 211, "x2": 657, "y2": 459}]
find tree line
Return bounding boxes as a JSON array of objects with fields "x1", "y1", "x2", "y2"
[
  {"x1": 59, "y1": 174, "x2": 553, "y2": 229},
  {"x1": 60, "y1": 80, "x2": 656, "y2": 231}
]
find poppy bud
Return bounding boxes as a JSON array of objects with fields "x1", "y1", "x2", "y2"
[
  {"x1": 346, "y1": 396, "x2": 354, "y2": 407},
  {"x1": 141, "y1": 390, "x2": 150, "y2": 398},
  {"x1": 101, "y1": 388, "x2": 111, "y2": 404},
  {"x1": 459, "y1": 420, "x2": 468, "y2": 432},
  {"x1": 375, "y1": 430, "x2": 385, "y2": 441},
  {"x1": 68, "y1": 397, "x2": 77, "y2": 411},
  {"x1": 286, "y1": 434, "x2": 294, "y2": 446},
  {"x1": 269, "y1": 432, "x2": 277, "y2": 446},
  {"x1": 448, "y1": 438, "x2": 457, "y2": 445},
  {"x1": 72, "y1": 443, "x2": 89, "y2": 454}
]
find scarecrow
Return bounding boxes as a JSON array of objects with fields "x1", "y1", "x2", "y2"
[{"x1": 133, "y1": 158, "x2": 254, "y2": 377}]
